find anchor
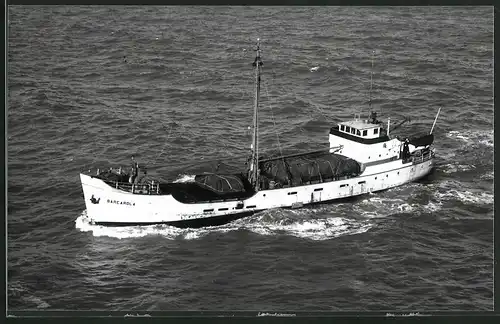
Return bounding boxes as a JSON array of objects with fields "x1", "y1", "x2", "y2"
[{"x1": 90, "y1": 195, "x2": 101, "y2": 204}]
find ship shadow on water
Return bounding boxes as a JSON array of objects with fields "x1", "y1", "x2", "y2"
[{"x1": 414, "y1": 166, "x2": 438, "y2": 185}]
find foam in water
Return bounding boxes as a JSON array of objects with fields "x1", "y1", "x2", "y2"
[
  {"x1": 442, "y1": 163, "x2": 476, "y2": 174},
  {"x1": 422, "y1": 201, "x2": 442, "y2": 213},
  {"x1": 435, "y1": 190, "x2": 493, "y2": 205},
  {"x1": 435, "y1": 180, "x2": 494, "y2": 206},
  {"x1": 242, "y1": 215, "x2": 372, "y2": 241},
  {"x1": 75, "y1": 210, "x2": 372, "y2": 241},
  {"x1": 173, "y1": 174, "x2": 196, "y2": 183},
  {"x1": 357, "y1": 196, "x2": 416, "y2": 216},
  {"x1": 75, "y1": 212, "x2": 201, "y2": 240},
  {"x1": 24, "y1": 295, "x2": 50, "y2": 309},
  {"x1": 356, "y1": 190, "x2": 451, "y2": 215},
  {"x1": 446, "y1": 130, "x2": 493, "y2": 147},
  {"x1": 480, "y1": 171, "x2": 494, "y2": 180}
]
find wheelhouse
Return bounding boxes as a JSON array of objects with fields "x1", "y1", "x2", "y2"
[
  {"x1": 338, "y1": 120, "x2": 383, "y2": 138},
  {"x1": 330, "y1": 119, "x2": 389, "y2": 144}
]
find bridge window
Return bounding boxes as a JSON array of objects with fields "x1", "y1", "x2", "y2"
[
  {"x1": 356, "y1": 130, "x2": 361, "y2": 136},
  {"x1": 374, "y1": 128, "x2": 379, "y2": 135},
  {"x1": 351, "y1": 128, "x2": 356, "y2": 134},
  {"x1": 363, "y1": 130, "x2": 367, "y2": 136},
  {"x1": 340, "y1": 125, "x2": 345, "y2": 131},
  {"x1": 345, "y1": 126, "x2": 351, "y2": 133}
]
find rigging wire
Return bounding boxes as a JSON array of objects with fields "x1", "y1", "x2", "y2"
[
  {"x1": 268, "y1": 64, "x2": 331, "y2": 121},
  {"x1": 86, "y1": 141, "x2": 120, "y2": 170},
  {"x1": 153, "y1": 123, "x2": 174, "y2": 165},
  {"x1": 150, "y1": 50, "x2": 254, "y2": 170},
  {"x1": 87, "y1": 48, "x2": 281, "y2": 172},
  {"x1": 261, "y1": 69, "x2": 284, "y2": 161},
  {"x1": 303, "y1": 96, "x2": 330, "y2": 121}
]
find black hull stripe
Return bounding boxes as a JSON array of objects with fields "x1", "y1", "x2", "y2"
[
  {"x1": 94, "y1": 211, "x2": 257, "y2": 229},
  {"x1": 363, "y1": 156, "x2": 399, "y2": 167}
]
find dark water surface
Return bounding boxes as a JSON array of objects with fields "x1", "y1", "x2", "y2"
[{"x1": 8, "y1": 6, "x2": 493, "y2": 311}]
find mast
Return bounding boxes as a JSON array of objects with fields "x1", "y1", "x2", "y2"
[
  {"x1": 368, "y1": 49, "x2": 375, "y2": 120},
  {"x1": 369, "y1": 50, "x2": 374, "y2": 112},
  {"x1": 248, "y1": 38, "x2": 263, "y2": 190},
  {"x1": 430, "y1": 107, "x2": 441, "y2": 134}
]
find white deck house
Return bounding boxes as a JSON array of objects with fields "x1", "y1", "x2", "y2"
[
  {"x1": 329, "y1": 118, "x2": 402, "y2": 164},
  {"x1": 338, "y1": 119, "x2": 383, "y2": 139}
]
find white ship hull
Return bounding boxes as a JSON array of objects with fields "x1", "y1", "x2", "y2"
[{"x1": 80, "y1": 154, "x2": 434, "y2": 227}]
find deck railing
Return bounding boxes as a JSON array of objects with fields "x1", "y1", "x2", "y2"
[
  {"x1": 403, "y1": 150, "x2": 434, "y2": 165},
  {"x1": 103, "y1": 180, "x2": 161, "y2": 195}
]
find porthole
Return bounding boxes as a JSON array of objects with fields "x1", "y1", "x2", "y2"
[
  {"x1": 375, "y1": 177, "x2": 377, "y2": 180},
  {"x1": 386, "y1": 174, "x2": 388, "y2": 177}
]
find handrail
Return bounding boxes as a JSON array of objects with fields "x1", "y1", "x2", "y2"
[
  {"x1": 402, "y1": 149, "x2": 434, "y2": 165},
  {"x1": 104, "y1": 180, "x2": 161, "y2": 195},
  {"x1": 409, "y1": 150, "x2": 433, "y2": 164}
]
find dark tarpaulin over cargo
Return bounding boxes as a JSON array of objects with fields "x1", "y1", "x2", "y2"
[
  {"x1": 409, "y1": 134, "x2": 434, "y2": 147},
  {"x1": 160, "y1": 173, "x2": 255, "y2": 203},
  {"x1": 194, "y1": 174, "x2": 248, "y2": 193},
  {"x1": 259, "y1": 151, "x2": 361, "y2": 187}
]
